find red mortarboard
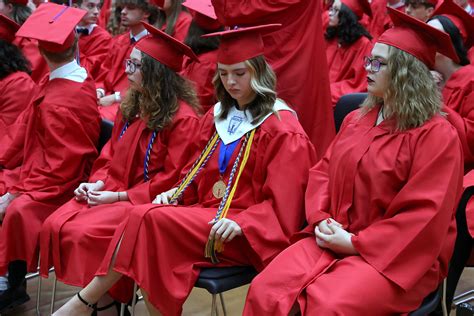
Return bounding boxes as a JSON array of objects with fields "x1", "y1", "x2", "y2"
[
  {"x1": 202, "y1": 24, "x2": 281, "y2": 64},
  {"x1": 149, "y1": 0, "x2": 164, "y2": 7},
  {"x1": 0, "y1": 14, "x2": 20, "y2": 43},
  {"x1": 342, "y1": 0, "x2": 372, "y2": 19},
  {"x1": 426, "y1": 0, "x2": 438, "y2": 6},
  {"x1": 9, "y1": 0, "x2": 28, "y2": 6},
  {"x1": 136, "y1": 22, "x2": 199, "y2": 71},
  {"x1": 378, "y1": 7, "x2": 459, "y2": 68},
  {"x1": 182, "y1": 0, "x2": 222, "y2": 31},
  {"x1": 16, "y1": 3, "x2": 86, "y2": 52},
  {"x1": 430, "y1": 0, "x2": 474, "y2": 49}
]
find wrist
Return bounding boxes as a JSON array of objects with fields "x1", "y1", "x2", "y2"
[{"x1": 97, "y1": 88, "x2": 105, "y2": 98}]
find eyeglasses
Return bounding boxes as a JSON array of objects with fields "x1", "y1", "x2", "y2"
[
  {"x1": 124, "y1": 59, "x2": 141, "y2": 73},
  {"x1": 364, "y1": 56, "x2": 387, "y2": 73}
]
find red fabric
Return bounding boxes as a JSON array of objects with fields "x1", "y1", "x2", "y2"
[
  {"x1": 244, "y1": 107, "x2": 463, "y2": 315},
  {"x1": 39, "y1": 102, "x2": 199, "y2": 288},
  {"x1": 367, "y1": 0, "x2": 389, "y2": 40},
  {"x1": 95, "y1": 109, "x2": 317, "y2": 312},
  {"x1": 441, "y1": 65, "x2": 474, "y2": 171},
  {"x1": 97, "y1": 0, "x2": 111, "y2": 30},
  {"x1": 326, "y1": 36, "x2": 372, "y2": 106},
  {"x1": 211, "y1": 0, "x2": 335, "y2": 157},
  {"x1": 0, "y1": 77, "x2": 100, "y2": 274},
  {"x1": 0, "y1": 72, "x2": 38, "y2": 135},
  {"x1": 78, "y1": 25, "x2": 113, "y2": 80},
  {"x1": 469, "y1": 47, "x2": 474, "y2": 64},
  {"x1": 463, "y1": 171, "x2": 474, "y2": 237},
  {"x1": 167, "y1": 11, "x2": 192, "y2": 42},
  {"x1": 181, "y1": 50, "x2": 217, "y2": 113},
  {"x1": 13, "y1": 37, "x2": 49, "y2": 83}
]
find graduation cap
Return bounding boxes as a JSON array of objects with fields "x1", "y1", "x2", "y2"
[
  {"x1": 430, "y1": 0, "x2": 474, "y2": 49},
  {"x1": 342, "y1": 0, "x2": 372, "y2": 19},
  {"x1": 136, "y1": 22, "x2": 199, "y2": 71},
  {"x1": 16, "y1": 3, "x2": 86, "y2": 52},
  {"x1": 202, "y1": 24, "x2": 281, "y2": 65},
  {"x1": 0, "y1": 14, "x2": 20, "y2": 43},
  {"x1": 182, "y1": 0, "x2": 222, "y2": 31},
  {"x1": 377, "y1": 7, "x2": 459, "y2": 68}
]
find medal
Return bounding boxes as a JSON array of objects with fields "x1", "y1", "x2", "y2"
[{"x1": 212, "y1": 179, "x2": 226, "y2": 199}]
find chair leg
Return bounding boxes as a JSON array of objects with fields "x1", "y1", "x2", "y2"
[
  {"x1": 130, "y1": 282, "x2": 138, "y2": 316},
  {"x1": 211, "y1": 294, "x2": 217, "y2": 316},
  {"x1": 50, "y1": 275, "x2": 57, "y2": 315},
  {"x1": 120, "y1": 303, "x2": 126, "y2": 316},
  {"x1": 36, "y1": 269, "x2": 42, "y2": 316},
  {"x1": 219, "y1": 293, "x2": 227, "y2": 316},
  {"x1": 442, "y1": 279, "x2": 448, "y2": 316}
]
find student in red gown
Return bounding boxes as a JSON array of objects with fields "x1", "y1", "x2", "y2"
[
  {"x1": 428, "y1": 0, "x2": 474, "y2": 170},
  {"x1": 0, "y1": 3, "x2": 100, "y2": 313},
  {"x1": 0, "y1": 14, "x2": 37, "y2": 136},
  {"x1": 39, "y1": 21, "x2": 201, "y2": 313},
  {"x1": 325, "y1": 0, "x2": 373, "y2": 106},
  {"x1": 211, "y1": 0, "x2": 335, "y2": 157},
  {"x1": 155, "y1": 0, "x2": 192, "y2": 42},
  {"x1": 405, "y1": 0, "x2": 437, "y2": 21},
  {"x1": 243, "y1": 9, "x2": 463, "y2": 315},
  {"x1": 95, "y1": 0, "x2": 159, "y2": 121},
  {"x1": 181, "y1": 0, "x2": 222, "y2": 113},
  {"x1": 52, "y1": 24, "x2": 317, "y2": 316}
]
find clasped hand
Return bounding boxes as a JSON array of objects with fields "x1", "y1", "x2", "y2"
[
  {"x1": 208, "y1": 218, "x2": 242, "y2": 244},
  {"x1": 74, "y1": 181, "x2": 117, "y2": 206},
  {"x1": 152, "y1": 188, "x2": 178, "y2": 205},
  {"x1": 315, "y1": 218, "x2": 358, "y2": 255},
  {"x1": 0, "y1": 192, "x2": 17, "y2": 222}
]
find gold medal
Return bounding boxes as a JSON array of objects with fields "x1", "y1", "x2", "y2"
[{"x1": 212, "y1": 180, "x2": 226, "y2": 199}]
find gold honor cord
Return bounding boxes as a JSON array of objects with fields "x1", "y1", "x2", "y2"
[{"x1": 205, "y1": 129, "x2": 256, "y2": 264}]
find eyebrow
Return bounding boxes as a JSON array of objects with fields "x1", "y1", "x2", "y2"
[{"x1": 218, "y1": 68, "x2": 247, "y2": 71}]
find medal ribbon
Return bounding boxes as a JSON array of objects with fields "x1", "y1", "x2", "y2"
[
  {"x1": 143, "y1": 131, "x2": 157, "y2": 182},
  {"x1": 205, "y1": 129, "x2": 256, "y2": 264}
]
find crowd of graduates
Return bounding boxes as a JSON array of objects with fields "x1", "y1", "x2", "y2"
[{"x1": 0, "y1": 0, "x2": 473, "y2": 314}]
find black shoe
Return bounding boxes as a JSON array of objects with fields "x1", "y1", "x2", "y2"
[
  {"x1": 0, "y1": 283, "x2": 30, "y2": 313},
  {"x1": 457, "y1": 303, "x2": 474, "y2": 316}
]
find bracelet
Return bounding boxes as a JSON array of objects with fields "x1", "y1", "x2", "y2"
[{"x1": 117, "y1": 192, "x2": 121, "y2": 202}]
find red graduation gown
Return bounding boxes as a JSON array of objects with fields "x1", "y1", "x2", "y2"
[
  {"x1": 463, "y1": 171, "x2": 474, "y2": 237},
  {"x1": 168, "y1": 11, "x2": 192, "y2": 42},
  {"x1": 181, "y1": 50, "x2": 218, "y2": 113},
  {"x1": 13, "y1": 37, "x2": 49, "y2": 84},
  {"x1": 78, "y1": 25, "x2": 113, "y2": 80},
  {"x1": 0, "y1": 76, "x2": 101, "y2": 274},
  {"x1": 95, "y1": 108, "x2": 317, "y2": 313},
  {"x1": 39, "y1": 102, "x2": 199, "y2": 288},
  {"x1": 0, "y1": 71, "x2": 38, "y2": 135},
  {"x1": 211, "y1": 0, "x2": 335, "y2": 157},
  {"x1": 367, "y1": 0, "x2": 389, "y2": 40},
  {"x1": 97, "y1": 0, "x2": 111, "y2": 30},
  {"x1": 326, "y1": 36, "x2": 372, "y2": 106},
  {"x1": 244, "y1": 107, "x2": 463, "y2": 315}
]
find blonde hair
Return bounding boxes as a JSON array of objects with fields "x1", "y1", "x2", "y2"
[
  {"x1": 361, "y1": 46, "x2": 442, "y2": 131},
  {"x1": 214, "y1": 55, "x2": 278, "y2": 124}
]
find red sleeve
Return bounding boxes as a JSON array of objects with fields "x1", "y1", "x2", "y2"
[
  {"x1": 233, "y1": 129, "x2": 318, "y2": 269},
  {"x1": 126, "y1": 115, "x2": 200, "y2": 204},
  {"x1": 351, "y1": 122, "x2": 463, "y2": 290},
  {"x1": 444, "y1": 103, "x2": 474, "y2": 170},
  {"x1": 211, "y1": 0, "x2": 302, "y2": 22},
  {"x1": 172, "y1": 12, "x2": 192, "y2": 42},
  {"x1": 80, "y1": 29, "x2": 113, "y2": 80},
  {"x1": 9, "y1": 104, "x2": 98, "y2": 200}
]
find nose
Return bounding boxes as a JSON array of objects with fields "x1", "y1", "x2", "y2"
[
  {"x1": 92, "y1": 6, "x2": 99, "y2": 13},
  {"x1": 226, "y1": 74, "x2": 236, "y2": 86},
  {"x1": 121, "y1": 7, "x2": 127, "y2": 15}
]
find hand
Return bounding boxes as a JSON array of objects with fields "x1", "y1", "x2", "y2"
[
  {"x1": 74, "y1": 181, "x2": 104, "y2": 201},
  {"x1": 152, "y1": 188, "x2": 178, "y2": 205},
  {"x1": 208, "y1": 218, "x2": 242, "y2": 244},
  {"x1": 316, "y1": 217, "x2": 342, "y2": 236},
  {"x1": 87, "y1": 191, "x2": 118, "y2": 206},
  {"x1": 315, "y1": 219, "x2": 358, "y2": 256},
  {"x1": 96, "y1": 89, "x2": 105, "y2": 99},
  {"x1": 98, "y1": 95, "x2": 116, "y2": 107},
  {"x1": 430, "y1": 70, "x2": 444, "y2": 88},
  {"x1": 0, "y1": 193, "x2": 17, "y2": 222}
]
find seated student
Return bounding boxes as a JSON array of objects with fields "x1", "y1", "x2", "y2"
[
  {"x1": 39, "y1": 21, "x2": 201, "y2": 312},
  {"x1": 0, "y1": 3, "x2": 100, "y2": 313},
  {"x1": 427, "y1": 0, "x2": 474, "y2": 171},
  {"x1": 155, "y1": 0, "x2": 192, "y2": 42},
  {"x1": 243, "y1": 10, "x2": 464, "y2": 315},
  {"x1": 94, "y1": 0, "x2": 158, "y2": 121},
  {"x1": 0, "y1": 14, "x2": 37, "y2": 136},
  {"x1": 181, "y1": 0, "x2": 222, "y2": 113},
  {"x1": 404, "y1": 0, "x2": 437, "y2": 21},
  {"x1": 325, "y1": 0, "x2": 373, "y2": 107},
  {"x1": 52, "y1": 24, "x2": 317, "y2": 316}
]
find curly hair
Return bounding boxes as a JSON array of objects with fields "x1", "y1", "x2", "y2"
[
  {"x1": 121, "y1": 52, "x2": 200, "y2": 131},
  {"x1": 361, "y1": 45, "x2": 442, "y2": 131},
  {"x1": 213, "y1": 55, "x2": 279, "y2": 125},
  {"x1": 184, "y1": 20, "x2": 222, "y2": 55},
  {"x1": 325, "y1": 3, "x2": 372, "y2": 46},
  {"x1": 429, "y1": 15, "x2": 470, "y2": 66},
  {"x1": 0, "y1": 39, "x2": 31, "y2": 79}
]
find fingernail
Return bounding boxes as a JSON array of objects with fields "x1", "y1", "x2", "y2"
[{"x1": 326, "y1": 218, "x2": 332, "y2": 224}]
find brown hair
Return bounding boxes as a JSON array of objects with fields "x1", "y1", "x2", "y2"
[
  {"x1": 39, "y1": 37, "x2": 78, "y2": 64},
  {"x1": 116, "y1": 0, "x2": 159, "y2": 24},
  {"x1": 155, "y1": 0, "x2": 184, "y2": 35}
]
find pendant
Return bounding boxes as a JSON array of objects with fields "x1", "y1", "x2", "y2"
[{"x1": 212, "y1": 180, "x2": 226, "y2": 199}]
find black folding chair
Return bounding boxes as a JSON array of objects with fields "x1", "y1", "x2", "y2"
[{"x1": 333, "y1": 93, "x2": 368, "y2": 133}]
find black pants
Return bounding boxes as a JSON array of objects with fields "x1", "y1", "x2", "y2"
[{"x1": 7, "y1": 261, "x2": 26, "y2": 289}]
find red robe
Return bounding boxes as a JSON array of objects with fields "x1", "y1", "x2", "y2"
[
  {"x1": 0, "y1": 76, "x2": 101, "y2": 274},
  {"x1": 95, "y1": 108, "x2": 317, "y2": 313},
  {"x1": 326, "y1": 36, "x2": 372, "y2": 106},
  {"x1": 78, "y1": 25, "x2": 113, "y2": 80},
  {"x1": 181, "y1": 50, "x2": 218, "y2": 113},
  {"x1": 97, "y1": 0, "x2": 111, "y2": 30},
  {"x1": 39, "y1": 102, "x2": 199, "y2": 289},
  {"x1": 13, "y1": 37, "x2": 49, "y2": 84},
  {"x1": 463, "y1": 171, "x2": 474, "y2": 237},
  {"x1": 211, "y1": 0, "x2": 335, "y2": 157},
  {"x1": 367, "y1": 0, "x2": 389, "y2": 40},
  {"x1": 0, "y1": 71, "x2": 38, "y2": 135},
  {"x1": 244, "y1": 107, "x2": 463, "y2": 315},
  {"x1": 441, "y1": 65, "x2": 474, "y2": 171},
  {"x1": 167, "y1": 11, "x2": 192, "y2": 42}
]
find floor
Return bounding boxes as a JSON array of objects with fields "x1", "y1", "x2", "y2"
[{"x1": 2, "y1": 268, "x2": 473, "y2": 315}]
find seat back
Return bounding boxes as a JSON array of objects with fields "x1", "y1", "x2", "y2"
[
  {"x1": 98, "y1": 119, "x2": 114, "y2": 152},
  {"x1": 333, "y1": 93, "x2": 368, "y2": 133}
]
